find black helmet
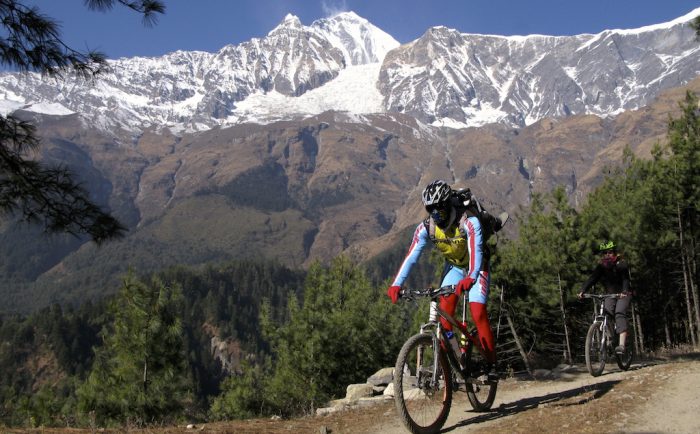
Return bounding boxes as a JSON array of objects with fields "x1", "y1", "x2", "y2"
[{"x1": 422, "y1": 180, "x2": 452, "y2": 207}]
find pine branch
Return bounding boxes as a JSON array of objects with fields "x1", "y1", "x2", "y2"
[
  {"x1": 85, "y1": 0, "x2": 166, "y2": 27},
  {"x1": 0, "y1": 0, "x2": 106, "y2": 78},
  {"x1": 0, "y1": 115, "x2": 126, "y2": 243}
]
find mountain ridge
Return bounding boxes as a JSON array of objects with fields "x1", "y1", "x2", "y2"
[
  {"x1": 0, "y1": 10, "x2": 699, "y2": 313},
  {"x1": 0, "y1": 9, "x2": 698, "y2": 133}
]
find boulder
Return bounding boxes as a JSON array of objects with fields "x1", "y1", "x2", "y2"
[
  {"x1": 345, "y1": 383, "x2": 374, "y2": 401},
  {"x1": 367, "y1": 367, "x2": 394, "y2": 386}
]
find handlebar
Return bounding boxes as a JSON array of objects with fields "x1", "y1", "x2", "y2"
[
  {"x1": 580, "y1": 293, "x2": 627, "y2": 300},
  {"x1": 400, "y1": 285, "x2": 457, "y2": 301}
]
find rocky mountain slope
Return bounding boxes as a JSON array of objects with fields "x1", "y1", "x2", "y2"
[{"x1": 0, "y1": 9, "x2": 699, "y2": 313}]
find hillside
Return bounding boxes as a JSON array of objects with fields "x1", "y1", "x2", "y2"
[
  {"x1": 0, "y1": 9, "x2": 699, "y2": 314},
  {"x1": 1, "y1": 77, "x2": 699, "y2": 313}
]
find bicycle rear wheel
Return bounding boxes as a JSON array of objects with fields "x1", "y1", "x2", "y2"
[
  {"x1": 394, "y1": 332, "x2": 452, "y2": 434},
  {"x1": 585, "y1": 322, "x2": 606, "y2": 376},
  {"x1": 464, "y1": 334, "x2": 497, "y2": 411}
]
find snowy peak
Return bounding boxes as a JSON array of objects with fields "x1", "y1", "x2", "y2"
[
  {"x1": 0, "y1": 9, "x2": 698, "y2": 134},
  {"x1": 268, "y1": 13, "x2": 304, "y2": 35},
  {"x1": 310, "y1": 11, "x2": 399, "y2": 64},
  {"x1": 0, "y1": 11, "x2": 398, "y2": 134},
  {"x1": 379, "y1": 7, "x2": 700, "y2": 128},
  {"x1": 609, "y1": 6, "x2": 700, "y2": 34}
]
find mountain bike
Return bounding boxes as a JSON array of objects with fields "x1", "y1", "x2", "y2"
[
  {"x1": 581, "y1": 293, "x2": 634, "y2": 377},
  {"x1": 393, "y1": 286, "x2": 497, "y2": 434}
]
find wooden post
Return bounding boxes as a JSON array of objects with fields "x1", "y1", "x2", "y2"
[
  {"x1": 632, "y1": 303, "x2": 645, "y2": 354},
  {"x1": 678, "y1": 204, "x2": 698, "y2": 346},
  {"x1": 558, "y1": 272, "x2": 572, "y2": 364},
  {"x1": 505, "y1": 310, "x2": 531, "y2": 375}
]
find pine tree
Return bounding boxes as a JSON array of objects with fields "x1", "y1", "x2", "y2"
[
  {"x1": 77, "y1": 273, "x2": 190, "y2": 426},
  {"x1": 495, "y1": 188, "x2": 584, "y2": 362},
  {"x1": 227, "y1": 256, "x2": 407, "y2": 417}
]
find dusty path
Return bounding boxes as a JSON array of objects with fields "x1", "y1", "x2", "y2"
[
  {"x1": 624, "y1": 358, "x2": 700, "y2": 434},
  {"x1": 174, "y1": 355, "x2": 700, "y2": 434},
  {"x1": 363, "y1": 356, "x2": 700, "y2": 434},
  {"x1": 13, "y1": 355, "x2": 700, "y2": 433}
]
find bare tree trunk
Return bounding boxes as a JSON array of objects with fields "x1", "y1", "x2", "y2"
[
  {"x1": 631, "y1": 303, "x2": 644, "y2": 355},
  {"x1": 663, "y1": 307, "x2": 672, "y2": 347},
  {"x1": 143, "y1": 359, "x2": 148, "y2": 392},
  {"x1": 505, "y1": 310, "x2": 531, "y2": 374},
  {"x1": 682, "y1": 252, "x2": 697, "y2": 346},
  {"x1": 627, "y1": 266, "x2": 645, "y2": 354},
  {"x1": 557, "y1": 272, "x2": 572, "y2": 363},
  {"x1": 690, "y1": 236, "x2": 700, "y2": 347},
  {"x1": 678, "y1": 204, "x2": 697, "y2": 346}
]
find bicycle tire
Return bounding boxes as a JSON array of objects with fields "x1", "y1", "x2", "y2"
[
  {"x1": 464, "y1": 333, "x2": 497, "y2": 411},
  {"x1": 394, "y1": 332, "x2": 452, "y2": 434},
  {"x1": 615, "y1": 328, "x2": 634, "y2": 371},
  {"x1": 585, "y1": 322, "x2": 606, "y2": 377}
]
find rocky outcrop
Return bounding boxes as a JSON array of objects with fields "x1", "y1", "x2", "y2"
[
  {"x1": 203, "y1": 323, "x2": 245, "y2": 374},
  {"x1": 316, "y1": 367, "x2": 395, "y2": 415}
]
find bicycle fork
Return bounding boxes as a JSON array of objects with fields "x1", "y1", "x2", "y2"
[
  {"x1": 597, "y1": 317, "x2": 614, "y2": 353},
  {"x1": 415, "y1": 301, "x2": 446, "y2": 392}
]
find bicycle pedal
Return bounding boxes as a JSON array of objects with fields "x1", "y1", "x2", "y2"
[{"x1": 468, "y1": 375, "x2": 497, "y2": 385}]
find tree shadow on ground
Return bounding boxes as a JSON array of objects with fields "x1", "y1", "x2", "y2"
[
  {"x1": 634, "y1": 350, "x2": 700, "y2": 366},
  {"x1": 656, "y1": 351, "x2": 700, "y2": 361},
  {"x1": 442, "y1": 379, "x2": 620, "y2": 432}
]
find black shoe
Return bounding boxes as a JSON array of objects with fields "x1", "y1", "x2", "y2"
[
  {"x1": 487, "y1": 365, "x2": 499, "y2": 382},
  {"x1": 615, "y1": 345, "x2": 625, "y2": 355},
  {"x1": 476, "y1": 364, "x2": 499, "y2": 383}
]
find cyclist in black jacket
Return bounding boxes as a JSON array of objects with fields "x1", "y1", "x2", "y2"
[{"x1": 578, "y1": 241, "x2": 632, "y2": 355}]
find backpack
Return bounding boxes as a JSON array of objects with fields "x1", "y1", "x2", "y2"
[{"x1": 424, "y1": 188, "x2": 503, "y2": 242}]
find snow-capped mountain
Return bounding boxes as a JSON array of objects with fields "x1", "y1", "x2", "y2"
[
  {"x1": 0, "y1": 9, "x2": 698, "y2": 133},
  {"x1": 380, "y1": 9, "x2": 700, "y2": 127},
  {"x1": 0, "y1": 11, "x2": 398, "y2": 133}
]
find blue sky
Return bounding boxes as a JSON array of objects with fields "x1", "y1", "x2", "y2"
[{"x1": 26, "y1": 0, "x2": 700, "y2": 59}]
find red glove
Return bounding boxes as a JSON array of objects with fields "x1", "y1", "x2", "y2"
[
  {"x1": 387, "y1": 285, "x2": 401, "y2": 304},
  {"x1": 456, "y1": 277, "x2": 475, "y2": 296}
]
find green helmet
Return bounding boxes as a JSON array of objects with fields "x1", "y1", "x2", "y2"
[{"x1": 598, "y1": 240, "x2": 616, "y2": 252}]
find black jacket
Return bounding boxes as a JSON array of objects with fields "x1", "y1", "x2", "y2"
[{"x1": 580, "y1": 258, "x2": 631, "y2": 294}]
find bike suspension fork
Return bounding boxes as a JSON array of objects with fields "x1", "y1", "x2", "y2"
[{"x1": 431, "y1": 322, "x2": 443, "y2": 389}]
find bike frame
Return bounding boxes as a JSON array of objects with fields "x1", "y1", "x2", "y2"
[
  {"x1": 591, "y1": 298, "x2": 615, "y2": 350},
  {"x1": 423, "y1": 300, "x2": 490, "y2": 360},
  {"x1": 585, "y1": 293, "x2": 621, "y2": 342},
  {"x1": 407, "y1": 286, "x2": 491, "y2": 382}
]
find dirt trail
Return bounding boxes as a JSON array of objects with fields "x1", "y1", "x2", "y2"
[
  {"x1": 365, "y1": 356, "x2": 700, "y2": 434},
  {"x1": 175, "y1": 355, "x2": 700, "y2": 434},
  {"x1": 12, "y1": 355, "x2": 700, "y2": 434},
  {"x1": 625, "y1": 359, "x2": 700, "y2": 434}
]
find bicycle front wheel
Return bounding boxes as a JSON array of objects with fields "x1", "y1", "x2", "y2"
[
  {"x1": 394, "y1": 332, "x2": 453, "y2": 434},
  {"x1": 585, "y1": 322, "x2": 606, "y2": 376},
  {"x1": 464, "y1": 335, "x2": 497, "y2": 411}
]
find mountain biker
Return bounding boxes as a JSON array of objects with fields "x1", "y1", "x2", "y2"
[
  {"x1": 578, "y1": 240, "x2": 632, "y2": 355},
  {"x1": 387, "y1": 179, "x2": 508, "y2": 380}
]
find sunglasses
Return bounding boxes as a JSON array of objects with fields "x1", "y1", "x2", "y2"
[{"x1": 426, "y1": 203, "x2": 451, "y2": 226}]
